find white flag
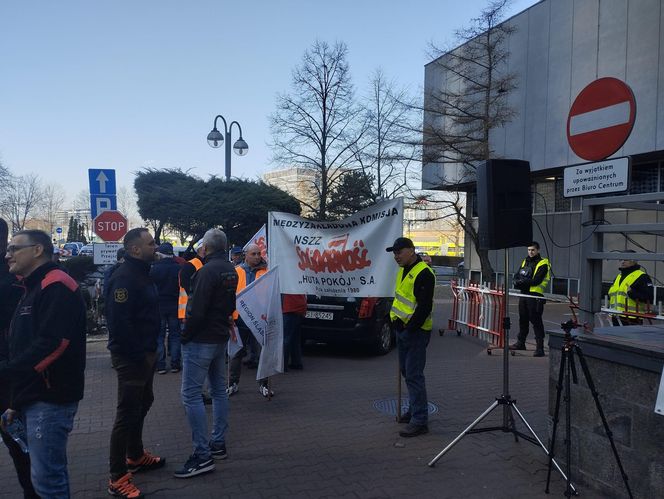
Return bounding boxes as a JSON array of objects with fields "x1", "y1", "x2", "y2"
[
  {"x1": 236, "y1": 266, "x2": 283, "y2": 379},
  {"x1": 243, "y1": 224, "x2": 267, "y2": 261},
  {"x1": 227, "y1": 324, "x2": 244, "y2": 358}
]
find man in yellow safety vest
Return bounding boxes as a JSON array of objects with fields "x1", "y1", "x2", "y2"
[
  {"x1": 510, "y1": 241, "x2": 550, "y2": 357},
  {"x1": 608, "y1": 251, "x2": 653, "y2": 325},
  {"x1": 387, "y1": 237, "x2": 435, "y2": 438}
]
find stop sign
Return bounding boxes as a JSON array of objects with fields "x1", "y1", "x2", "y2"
[
  {"x1": 93, "y1": 210, "x2": 128, "y2": 242},
  {"x1": 567, "y1": 77, "x2": 637, "y2": 161}
]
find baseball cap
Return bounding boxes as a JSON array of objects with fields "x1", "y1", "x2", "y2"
[
  {"x1": 230, "y1": 246, "x2": 244, "y2": 255},
  {"x1": 385, "y1": 237, "x2": 415, "y2": 252},
  {"x1": 156, "y1": 242, "x2": 174, "y2": 255}
]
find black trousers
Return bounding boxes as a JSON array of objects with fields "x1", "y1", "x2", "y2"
[
  {"x1": 0, "y1": 387, "x2": 39, "y2": 499},
  {"x1": 109, "y1": 352, "x2": 156, "y2": 479},
  {"x1": 517, "y1": 296, "x2": 545, "y2": 343}
]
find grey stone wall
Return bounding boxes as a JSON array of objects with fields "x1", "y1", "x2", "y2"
[{"x1": 548, "y1": 334, "x2": 664, "y2": 498}]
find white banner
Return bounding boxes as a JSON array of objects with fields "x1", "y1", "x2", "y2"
[
  {"x1": 236, "y1": 267, "x2": 283, "y2": 379},
  {"x1": 268, "y1": 198, "x2": 403, "y2": 297},
  {"x1": 227, "y1": 324, "x2": 243, "y2": 359},
  {"x1": 243, "y1": 224, "x2": 267, "y2": 261}
]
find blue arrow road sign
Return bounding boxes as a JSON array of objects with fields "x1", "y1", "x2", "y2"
[
  {"x1": 89, "y1": 169, "x2": 117, "y2": 219},
  {"x1": 88, "y1": 169, "x2": 117, "y2": 195}
]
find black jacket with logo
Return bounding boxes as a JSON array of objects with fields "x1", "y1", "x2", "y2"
[
  {"x1": 0, "y1": 262, "x2": 86, "y2": 409},
  {"x1": 106, "y1": 255, "x2": 160, "y2": 361},
  {"x1": 183, "y1": 252, "x2": 238, "y2": 344}
]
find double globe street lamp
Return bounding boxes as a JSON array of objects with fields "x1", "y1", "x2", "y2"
[{"x1": 206, "y1": 114, "x2": 249, "y2": 181}]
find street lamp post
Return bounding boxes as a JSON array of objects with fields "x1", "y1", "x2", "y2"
[{"x1": 206, "y1": 114, "x2": 249, "y2": 181}]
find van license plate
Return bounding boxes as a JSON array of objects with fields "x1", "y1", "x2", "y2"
[{"x1": 306, "y1": 311, "x2": 333, "y2": 320}]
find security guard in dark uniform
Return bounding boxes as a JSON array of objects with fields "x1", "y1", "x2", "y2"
[
  {"x1": 510, "y1": 241, "x2": 550, "y2": 357},
  {"x1": 608, "y1": 251, "x2": 653, "y2": 325}
]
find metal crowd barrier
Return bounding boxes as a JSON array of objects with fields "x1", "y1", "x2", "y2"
[{"x1": 446, "y1": 279, "x2": 506, "y2": 352}]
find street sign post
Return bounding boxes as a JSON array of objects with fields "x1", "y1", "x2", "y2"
[
  {"x1": 567, "y1": 77, "x2": 637, "y2": 162},
  {"x1": 93, "y1": 210, "x2": 127, "y2": 242},
  {"x1": 88, "y1": 169, "x2": 117, "y2": 219}
]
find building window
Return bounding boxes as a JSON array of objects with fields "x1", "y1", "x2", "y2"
[{"x1": 630, "y1": 162, "x2": 659, "y2": 194}]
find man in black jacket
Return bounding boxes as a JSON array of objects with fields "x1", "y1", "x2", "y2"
[
  {"x1": 174, "y1": 228, "x2": 237, "y2": 479},
  {"x1": 510, "y1": 242, "x2": 551, "y2": 357},
  {"x1": 106, "y1": 228, "x2": 164, "y2": 498},
  {"x1": 0, "y1": 229, "x2": 86, "y2": 498},
  {"x1": 0, "y1": 220, "x2": 38, "y2": 498}
]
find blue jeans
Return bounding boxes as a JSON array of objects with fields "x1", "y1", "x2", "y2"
[
  {"x1": 283, "y1": 313, "x2": 303, "y2": 368},
  {"x1": 397, "y1": 329, "x2": 431, "y2": 426},
  {"x1": 157, "y1": 312, "x2": 181, "y2": 370},
  {"x1": 22, "y1": 401, "x2": 78, "y2": 499},
  {"x1": 181, "y1": 341, "x2": 228, "y2": 459}
]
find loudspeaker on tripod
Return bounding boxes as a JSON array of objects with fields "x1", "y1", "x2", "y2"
[{"x1": 477, "y1": 159, "x2": 533, "y2": 250}]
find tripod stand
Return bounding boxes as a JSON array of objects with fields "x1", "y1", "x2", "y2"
[
  {"x1": 428, "y1": 249, "x2": 575, "y2": 493},
  {"x1": 545, "y1": 321, "x2": 633, "y2": 498}
]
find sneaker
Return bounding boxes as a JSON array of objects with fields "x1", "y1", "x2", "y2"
[
  {"x1": 259, "y1": 385, "x2": 274, "y2": 397},
  {"x1": 399, "y1": 423, "x2": 429, "y2": 438},
  {"x1": 226, "y1": 382, "x2": 239, "y2": 396},
  {"x1": 173, "y1": 454, "x2": 215, "y2": 478},
  {"x1": 108, "y1": 473, "x2": 144, "y2": 498},
  {"x1": 170, "y1": 367, "x2": 181, "y2": 373},
  {"x1": 210, "y1": 443, "x2": 227, "y2": 460},
  {"x1": 157, "y1": 369, "x2": 168, "y2": 375},
  {"x1": 509, "y1": 341, "x2": 526, "y2": 351},
  {"x1": 126, "y1": 450, "x2": 165, "y2": 473}
]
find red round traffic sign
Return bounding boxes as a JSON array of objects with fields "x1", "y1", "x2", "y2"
[
  {"x1": 566, "y1": 77, "x2": 636, "y2": 161},
  {"x1": 93, "y1": 210, "x2": 128, "y2": 242}
]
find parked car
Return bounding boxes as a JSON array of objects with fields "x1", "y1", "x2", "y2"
[
  {"x1": 79, "y1": 243, "x2": 94, "y2": 257},
  {"x1": 432, "y1": 265, "x2": 458, "y2": 284},
  {"x1": 61, "y1": 242, "x2": 84, "y2": 257},
  {"x1": 301, "y1": 295, "x2": 394, "y2": 355}
]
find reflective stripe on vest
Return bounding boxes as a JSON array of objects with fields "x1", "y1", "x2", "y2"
[
  {"x1": 389, "y1": 261, "x2": 435, "y2": 331},
  {"x1": 608, "y1": 269, "x2": 646, "y2": 317},
  {"x1": 177, "y1": 257, "x2": 203, "y2": 319},
  {"x1": 232, "y1": 266, "x2": 267, "y2": 320},
  {"x1": 520, "y1": 258, "x2": 551, "y2": 295}
]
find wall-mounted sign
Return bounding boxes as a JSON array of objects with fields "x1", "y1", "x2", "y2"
[{"x1": 563, "y1": 157, "x2": 630, "y2": 198}]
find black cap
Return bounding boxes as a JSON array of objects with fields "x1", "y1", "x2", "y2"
[
  {"x1": 386, "y1": 237, "x2": 415, "y2": 252},
  {"x1": 231, "y1": 246, "x2": 244, "y2": 255}
]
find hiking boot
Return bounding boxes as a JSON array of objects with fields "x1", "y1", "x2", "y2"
[
  {"x1": 108, "y1": 473, "x2": 144, "y2": 498},
  {"x1": 173, "y1": 455, "x2": 215, "y2": 478},
  {"x1": 226, "y1": 382, "x2": 239, "y2": 396},
  {"x1": 126, "y1": 450, "x2": 165, "y2": 473},
  {"x1": 397, "y1": 411, "x2": 411, "y2": 424},
  {"x1": 259, "y1": 385, "x2": 274, "y2": 397},
  {"x1": 399, "y1": 423, "x2": 429, "y2": 438},
  {"x1": 210, "y1": 443, "x2": 227, "y2": 460},
  {"x1": 509, "y1": 341, "x2": 527, "y2": 351}
]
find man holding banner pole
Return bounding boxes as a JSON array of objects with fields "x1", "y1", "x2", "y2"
[{"x1": 386, "y1": 237, "x2": 435, "y2": 438}]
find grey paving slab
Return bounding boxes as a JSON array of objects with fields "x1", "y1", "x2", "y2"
[{"x1": 0, "y1": 292, "x2": 606, "y2": 498}]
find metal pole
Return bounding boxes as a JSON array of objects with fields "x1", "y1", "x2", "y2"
[
  {"x1": 502, "y1": 248, "x2": 510, "y2": 427},
  {"x1": 225, "y1": 129, "x2": 232, "y2": 181}
]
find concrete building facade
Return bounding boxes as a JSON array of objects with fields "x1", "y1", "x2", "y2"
[{"x1": 424, "y1": 0, "x2": 664, "y2": 302}]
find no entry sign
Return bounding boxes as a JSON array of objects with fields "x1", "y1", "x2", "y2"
[
  {"x1": 93, "y1": 210, "x2": 128, "y2": 242},
  {"x1": 567, "y1": 77, "x2": 636, "y2": 161}
]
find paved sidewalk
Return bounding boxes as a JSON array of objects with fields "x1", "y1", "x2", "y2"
[{"x1": 0, "y1": 297, "x2": 600, "y2": 498}]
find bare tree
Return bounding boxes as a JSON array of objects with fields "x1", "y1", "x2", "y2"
[
  {"x1": 270, "y1": 40, "x2": 364, "y2": 220},
  {"x1": 38, "y1": 183, "x2": 67, "y2": 236},
  {"x1": 420, "y1": 0, "x2": 517, "y2": 278},
  {"x1": 354, "y1": 69, "x2": 419, "y2": 201},
  {"x1": 3, "y1": 174, "x2": 43, "y2": 232},
  {"x1": 117, "y1": 186, "x2": 142, "y2": 228}
]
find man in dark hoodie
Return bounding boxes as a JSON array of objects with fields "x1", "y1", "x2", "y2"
[
  {"x1": 608, "y1": 251, "x2": 654, "y2": 325},
  {"x1": 106, "y1": 228, "x2": 164, "y2": 499},
  {"x1": 510, "y1": 241, "x2": 551, "y2": 357},
  {"x1": 0, "y1": 220, "x2": 38, "y2": 498},
  {"x1": 150, "y1": 242, "x2": 182, "y2": 374},
  {"x1": 174, "y1": 228, "x2": 237, "y2": 479},
  {"x1": 0, "y1": 229, "x2": 86, "y2": 498}
]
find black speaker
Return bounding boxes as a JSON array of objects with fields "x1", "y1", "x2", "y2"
[{"x1": 477, "y1": 159, "x2": 532, "y2": 250}]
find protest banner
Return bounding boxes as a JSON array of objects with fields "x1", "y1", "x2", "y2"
[
  {"x1": 236, "y1": 267, "x2": 283, "y2": 379},
  {"x1": 268, "y1": 198, "x2": 403, "y2": 297},
  {"x1": 227, "y1": 324, "x2": 243, "y2": 359},
  {"x1": 244, "y1": 224, "x2": 267, "y2": 260}
]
